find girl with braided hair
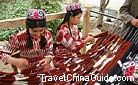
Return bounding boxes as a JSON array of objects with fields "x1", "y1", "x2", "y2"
[
  {"x1": 0, "y1": 9, "x2": 54, "y2": 70},
  {"x1": 54, "y1": 3, "x2": 94, "y2": 56}
]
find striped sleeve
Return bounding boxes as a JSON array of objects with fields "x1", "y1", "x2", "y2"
[
  {"x1": 45, "y1": 30, "x2": 53, "y2": 56},
  {"x1": 0, "y1": 34, "x2": 19, "y2": 64},
  {"x1": 59, "y1": 28, "x2": 85, "y2": 51}
]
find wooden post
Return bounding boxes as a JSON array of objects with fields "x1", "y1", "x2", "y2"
[{"x1": 81, "y1": 7, "x2": 90, "y2": 53}]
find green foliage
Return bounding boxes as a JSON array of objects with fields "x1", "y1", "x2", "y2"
[
  {"x1": 36, "y1": 0, "x2": 62, "y2": 36},
  {"x1": 0, "y1": 0, "x2": 30, "y2": 20},
  {"x1": 0, "y1": 26, "x2": 25, "y2": 41},
  {"x1": 78, "y1": 23, "x2": 83, "y2": 31},
  {"x1": 0, "y1": 0, "x2": 62, "y2": 41},
  {"x1": 47, "y1": 19, "x2": 62, "y2": 37},
  {"x1": 31, "y1": 0, "x2": 41, "y2": 9},
  {"x1": 41, "y1": 1, "x2": 61, "y2": 13}
]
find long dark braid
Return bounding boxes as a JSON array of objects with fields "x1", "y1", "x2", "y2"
[
  {"x1": 26, "y1": 27, "x2": 33, "y2": 48},
  {"x1": 39, "y1": 36, "x2": 47, "y2": 49}
]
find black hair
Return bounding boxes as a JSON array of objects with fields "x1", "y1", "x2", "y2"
[
  {"x1": 57, "y1": 9, "x2": 82, "y2": 36},
  {"x1": 26, "y1": 19, "x2": 47, "y2": 49}
]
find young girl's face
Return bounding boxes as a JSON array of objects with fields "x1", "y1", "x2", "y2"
[
  {"x1": 29, "y1": 27, "x2": 44, "y2": 38},
  {"x1": 70, "y1": 13, "x2": 82, "y2": 25}
]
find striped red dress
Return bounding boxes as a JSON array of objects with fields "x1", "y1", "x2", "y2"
[
  {"x1": 0, "y1": 29, "x2": 53, "y2": 66},
  {"x1": 54, "y1": 24, "x2": 85, "y2": 57}
]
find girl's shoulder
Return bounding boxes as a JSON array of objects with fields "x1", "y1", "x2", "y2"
[
  {"x1": 14, "y1": 30, "x2": 27, "y2": 38},
  {"x1": 58, "y1": 24, "x2": 68, "y2": 31},
  {"x1": 43, "y1": 29, "x2": 52, "y2": 38},
  {"x1": 9, "y1": 30, "x2": 27, "y2": 41},
  {"x1": 16, "y1": 30, "x2": 27, "y2": 36}
]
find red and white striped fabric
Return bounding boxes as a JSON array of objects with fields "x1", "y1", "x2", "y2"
[
  {"x1": 55, "y1": 24, "x2": 84, "y2": 56},
  {"x1": 0, "y1": 29, "x2": 53, "y2": 64}
]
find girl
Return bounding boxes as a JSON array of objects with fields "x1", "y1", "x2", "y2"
[
  {"x1": 54, "y1": 3, "x2": 94, "y2": 56},
  {"x1": 0, "y1": 9, "x2": 53, "y2": 70}
]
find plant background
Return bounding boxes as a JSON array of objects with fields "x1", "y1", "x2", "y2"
[{"x1": 0, "y1": 0, "x2": 63, "y2": 41}]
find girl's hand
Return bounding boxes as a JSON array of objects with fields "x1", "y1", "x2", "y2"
[
  {"x1": 84, "y1": 35, "x2": 95, "y2": 43},
  {"x1": 7, "y1": 57, "x2": 29, "y2": 70},
  {"x1": 15, "y1": 58, "x2": 29, "y2": 70}
]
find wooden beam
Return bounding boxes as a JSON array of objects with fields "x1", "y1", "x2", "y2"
[
  {"x1": 46, "y1": 12, "x2": 65, "y2": 22},
  {"x1": 0, "y1": 18, "x2": 25, "y2": 29},
  {"x1": 0, "y1": 12, "x2": 66, "y2": 29}
]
